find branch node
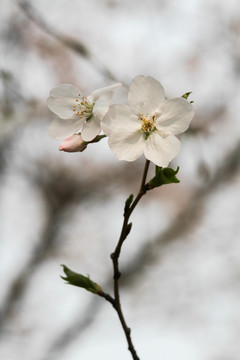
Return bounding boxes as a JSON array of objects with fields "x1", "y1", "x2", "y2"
[{"x1": 113, "y1": 271, "x2": 121, "y2": 280}]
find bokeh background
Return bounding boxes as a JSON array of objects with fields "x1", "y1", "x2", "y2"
[{"x1": 1, "y1": 1, "x2": 240, "y2": 359}]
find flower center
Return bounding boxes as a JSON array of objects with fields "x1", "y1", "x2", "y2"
[
  {"x1": 138, "y1": 113, "x2": 157, "y2": 139},
  {"x1": 72, "y1": 94, "x2": 94, "y2": 120}
]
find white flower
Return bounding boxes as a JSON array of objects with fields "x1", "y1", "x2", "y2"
[
  {"x1": 47, "y1": 83, "x2": 121, "y2": 142},
  {"x1": 101, "y1": 75, "x2": 194, "y2": 167}
]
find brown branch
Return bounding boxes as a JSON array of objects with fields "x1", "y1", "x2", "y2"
[{"x1": 110, "y1": 159, "x2": 150, "y2": 360}]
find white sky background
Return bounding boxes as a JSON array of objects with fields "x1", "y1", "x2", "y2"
[{"x1": 0, "y1": 0, "x2": 240, "y2": 360}]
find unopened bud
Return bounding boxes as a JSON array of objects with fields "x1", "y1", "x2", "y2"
[{"x1": 59, "y1": 134, "x2": 87, "y2": 152}]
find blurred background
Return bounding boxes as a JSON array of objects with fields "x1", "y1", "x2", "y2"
[{"x1": 0, "y1": 0, "x2": 240, "y2": 359}]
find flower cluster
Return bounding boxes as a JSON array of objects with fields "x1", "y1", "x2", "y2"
[{"x1": 47, "y1": 76, "x2": 194, "y2": 166}]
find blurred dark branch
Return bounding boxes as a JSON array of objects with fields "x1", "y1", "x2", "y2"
[
  {"x1": 187, "y1": 105, "x2": 227, "y2": 136},
  {"x1": 17, "y1": 0, "x2": 120, "y2": 83},
  {"x1": 0, "y1": 157, "x2": 142, "y2": 331},
  {"x1": 0, "y1": 206, "x2": 63, "y2": 325},
  {"x1": 0, "y1": 180, "x2": 80, "y2": 329},
  {"x1": 0, "y1": 70, "x2": 15, "y2": 117},
  {"x1": 0, "y1": 69, "x2": 25, "y2": 119},
  {"x1": 0, "y1": 165, "x2": 106, "y2": 330},
  {"x1": 18, "y1": 0, "x2": 89, "y2": 57},
  {"x1": 41, "y1": 297, "x2": 103, "y2": 360},
  {"x1": 0, "y1": 70, "x2": 31, "y2": 171}
]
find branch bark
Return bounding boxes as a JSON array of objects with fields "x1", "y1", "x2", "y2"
[{"x1": 110, "y1": 159, "x2": 150, "y2": 360}]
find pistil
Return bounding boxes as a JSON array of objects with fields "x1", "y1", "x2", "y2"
[{"x1": 73, "y1": 94, "x2": 94, "y2": 120}]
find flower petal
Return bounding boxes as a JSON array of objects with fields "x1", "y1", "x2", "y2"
[
  {"x1": 101, "y1": 104, "x2": 141, "y2": 136},
  {"x1": 89, "y1": 83, "x2": 122, "y2": 121},
  {"x1": 50, "y1": 84, "x2": 80, "y2": 98},
  {"x1": 48, "y1": 118, "x2": 85, "y2": 139},
  {"x1": 59, "y1": 134, "x2": 87, "y2": 152},
  {"x1": 108, "y1": 131, "x2": 144, "y2": 162},
  {"x1": 102, "y1": 104, "x2": 143, "y2": 161},
  {"x1": 143, "y1": 132, "x2": 181, "y2": 167},
  {"x1": 89, "y1": 83, "x2": 121, "y2": 103},
  {"x1": 47, "y1": 97, "x2": 77, "y2": 119},
  {"x1": 128, "y1": 75, "x2": 165, "y2": 116},
  {"x1": 92, "y1": 94, "x2": 114, "y2": 120},
  {"x1": 156, "y1": 98, "x2": 194, "y2": 135},
  {"x1": 81, "y1": 117, "x2": 101, "y2": 141}
]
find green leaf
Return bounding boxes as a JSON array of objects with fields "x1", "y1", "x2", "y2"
[
  {"x1": 61, "y1": 265, "x2": 102, "y2": 294},
  {"x1": 147, "y1": 166, "x2": 180, "y2": 190},
  {"x1": 124, "y1": 193, "x2": 134, "y2": 214}
]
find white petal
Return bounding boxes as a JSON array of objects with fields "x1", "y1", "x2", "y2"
[
  {"x1": 89, "y1": 83, "x2": 122, "y2": 120},
  {"x1": 81, "y1": 117, "x2": 101, "y2": 141},
  {"x1": 49, "y1": 84, "x2": 80, "y2": 98},
  {"x1": 92, "y1": 94, "x2": 113, "y2": 121},
  {"x1": 88, "y1": 83, "x2": 121, "y2": 103},
  {"x1": 156, "y1": 98, "x2": 194, "y2": 135},
  {"x1": 47, "y1": 97, "x2": 77, "y2": 119},
  {"x1": 108, "y1": 131, "x2": 144, "y2": 162},
  {"x1": 102, "y1": 104, "x2": 143, "y2": 161},
  {"x1": 143, "y1": 132, "x2": 180, "y2": 167},
  {"x1": 101, "y1": 104, "x2": 140, "y2": 136},
  {"x1": 48, "y1": 118, "x2": 85, "y2": 139},
  {"x1": 128, "y1": 75, "x2": 165, "y2": 116}
]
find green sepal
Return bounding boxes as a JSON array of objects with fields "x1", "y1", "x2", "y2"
[
  {"x1": 61, "y1": 265, "x2": 102, "y2": 294},
  {"x1": 147, "y1": 166, "x2": 180, "y2": 190},
  {"x1": 89, "y1": 134, "x2": 106, "y2": 144},
  {"x1": 182, "y1": 91, "x2": 194, "y2": 103},
  {"x1": 181, "y1": 91, "x2": 192, "y2": 100},
  {"x1": 124, "y1": 194, "x2": 134, "y2": 214}
]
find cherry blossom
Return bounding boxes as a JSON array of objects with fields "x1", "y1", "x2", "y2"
[
  {"x1": 47, "y1": 83, "x2": 121, "y2": 142},
  {"x1": 102, "y1": 75, "x2": 194, "y2": 167}
]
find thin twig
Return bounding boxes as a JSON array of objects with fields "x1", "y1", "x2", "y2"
[
  {"x1": 110, "y1": 159, "x2": 150, "y2": 360},
  {"x1": 41, "y1": 142, "x2": 240, "y2": 360}
]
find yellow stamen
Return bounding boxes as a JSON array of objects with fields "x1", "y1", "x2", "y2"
[{"x1": 138, "y1": 113, "x2": 156, "y2": 139}]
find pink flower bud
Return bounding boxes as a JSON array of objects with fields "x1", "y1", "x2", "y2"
[{"x1": 59, "y1": 134, "x2": 87, "y2": 152}]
